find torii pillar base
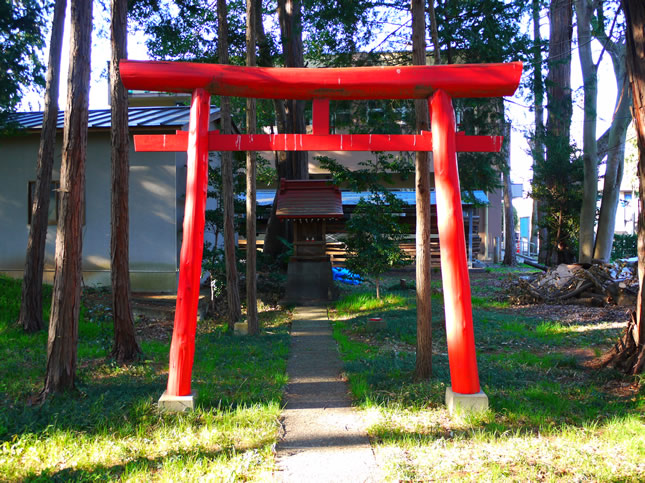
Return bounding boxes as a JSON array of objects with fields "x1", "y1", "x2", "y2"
[
  {"x1": 158, "y1": 391, "x2": 195, "y2": 412},
  {"x1": 445, "y1": 387, "x2": 488, "y2": 416}
]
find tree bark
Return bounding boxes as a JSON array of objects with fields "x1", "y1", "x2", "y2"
[
  {"x1": 593, "y1": 15, "x2": 633, "y2": 261},
  {"x1": 532, "y1": 0, "x2": 547, "y2": 264},
  {"x1": 276, "y1": 0, "x2": 308, "y2": 180},
  {"x1": 41, "y1": 0, "x2": 92, "y2": 397},
  {"x1": 428, "y1": 1, "x2": 441, "y2": 64},
  {"x1": 19, "y1": 0, "x2": 67, "y2": 333},
  {"x1": 603, "y1": 0, "x2": 645, "y2": 374},
  {"x1": 246, "y1": 0, "x2": 259, "y2": 335},
  {"x1": 264, "y1": 0, "x2": 308, "y2": 257},
  {"x1": 217, "y1": 0, "x2": 242, "y2": 326},
  {"x1": 412, "y1": 0, "x2": 432, "y2": 381},
  {"x1": 575, "y1": 0, "x2": 599, "y2": 263},
  {"x1": 502, "y1": 122, "x2": 516, "y2": 265},
  {"x1": 544, "y1": 0, "x2": 573, "y2": 264},
  {"x1": 110, "y1": 0, "x2": 141, "y2": 362}
]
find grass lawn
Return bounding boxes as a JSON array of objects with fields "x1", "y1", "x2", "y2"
[
  {"x1": 0, "y1": 276, "x2": 291, "y2": 481},
  {"x1": 331, "y1": 269, "x2": 645, "y2": 481}
]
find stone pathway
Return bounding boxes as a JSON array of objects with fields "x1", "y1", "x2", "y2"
[{"x1": 275, "y1": 306, "x2": 382, "y2": 482}]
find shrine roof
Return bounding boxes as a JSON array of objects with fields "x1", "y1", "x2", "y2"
[
  {"x1": 275, "y1": 179, "x2": 344, "y2": 220},
  {"x1": 10, "y1": 105, "x2": 222, "y2": 130}
]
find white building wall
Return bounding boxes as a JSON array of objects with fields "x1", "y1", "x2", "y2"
[{"x1": 0, "y1": 130, "x2": 178, "y2": 292}]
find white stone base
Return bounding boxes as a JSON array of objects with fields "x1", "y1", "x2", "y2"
[
  {"x1": 234, "y1": 321, "x2": 248, "y2": 335},
  {"x1": 158, "y1": 391, "x2": 195, "y2": 412},
  {"x1": 445, "y1": 387, "x2": 488, "y2": 415}
]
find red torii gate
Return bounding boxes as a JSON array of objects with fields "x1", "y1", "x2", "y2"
[{"x1": 120, "y1": 60, "x2": 522, "y2": 410}]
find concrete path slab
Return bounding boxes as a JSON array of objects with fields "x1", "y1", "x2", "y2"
[{"x1": 275, "y1": 306, "x2": 382, "y2": 482}]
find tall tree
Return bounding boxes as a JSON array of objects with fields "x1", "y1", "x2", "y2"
[
  {"x1": 110, "y1": 0, "x2": 142, "y2": 362},
  {"x1": 602, "y1": 0, "x2": 645, "y2": 374},
  {"x1": 532, "y1": 0, "x2": 547, "y2": 263},
  {"x1": 593, "y1": 2, "x2": 632, "y2": 261},
  {"x1": 542, "y1": 0, "x2": 574, "y2": 264},
  {"x1": 262, "y1": 0, "x2": 308, "y2": 257},
  {"x1": 18, "y1": 0, "x2": 67, "y2": 333},
  {"x1": 246, "y1": 0, "x2": 259, "y2": 335},
  {"x1": 428, "y1": 0, "x2": 441, "y2": 64},
  {"x1": 502, "y1": 122, "x2": 516, "y2": 265},
  {"x1": 412, "y1": 0, "x2": 432, "y2": 380},
  {"x1": 576, "y1": 0, "x2": 599, "y2": 263},
  {"x1": 217, "y1": 0, "x2": 242, "y2": 326},
  {"x1": 41, "y1": 0, "x2": 93, "y2": 397},
  {"x1": 0, "y1": 0, "x2": 46, "y2": 130}
]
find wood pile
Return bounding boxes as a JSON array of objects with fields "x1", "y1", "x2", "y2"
[{"x1": 510, "y1": 260, "x2": 639, "y2": 307}]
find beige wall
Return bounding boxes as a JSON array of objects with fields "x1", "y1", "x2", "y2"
[{"x1": 0, "y1": 130, "x2": 177, "y2": 292}]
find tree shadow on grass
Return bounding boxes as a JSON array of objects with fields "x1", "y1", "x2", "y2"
[
  {"x1": 0, "y1": 327, "x2": 290, "y2": 443},
  {"x1": 336, "y1": 307, "x2": 643, "y2": 443},
  {"x1": 23, "y1": 446, "x2": 249, "y2": 482}
]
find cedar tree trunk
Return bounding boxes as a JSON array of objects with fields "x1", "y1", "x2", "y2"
[
  {"x1": 217, "y1": 0, "x2": 242, "y2": 326},
  {"x1": 19, "y1": 0, "x2": 67, "y2": 333},
  {"x1": 412, "y1": 0, "x2": 432, "y2": 380},
  {"x1": 41, "y1": 0, "x2": 92, "y2": 397},
  {"x1": 544, "y1": 0, "x2": 573, "y2": 264},
  {"x1": 110, "y1": 0, "x2": 141, "y2": 362},
  {"x1": 502, "y1": 122, "x2": 516, "y2": 266},
  {"x1": 246, "y1": 0, "x2": 259, "y2": 335},
  {"x1": 602, "y1": 0, "x2": 645, "y2": 374},
  {"x1": 264, "y1": 0, "x2": 308, "y2": 257}
]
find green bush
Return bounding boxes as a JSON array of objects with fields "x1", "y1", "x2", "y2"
[{"x1": 611, "y1": 233, "x2": 637, "y2": 260}]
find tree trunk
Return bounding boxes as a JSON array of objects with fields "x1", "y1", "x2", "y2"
[
  {"x1": 246, "y1": 0, "x2": 259, "y2": 335},
  {"x1": 502, "y1": 122, "x2": 516, "y2": 265},
  {"x1": 19, "y1": 0, "x2": 67, "y2": 333},
  {"x1": 41, "y1": 0, "x2": 92, "y2": 397},
  {"x1": 575, "y1": 0, "x2": 599, "y2": 263},
  {"x1": 217, "y1": 0, "x2": 241, "y2": 327},
  {"x1": 276, "y1": 0, "x2": 308, "y2": 180},
  {"x1": 412, "y1": 0, "x2": 432, "y2": 381},
  {"x1": 594, "y1": 20, "x2": 633, "y2": 261},
  {"x1": 428, "y1": 1, "x2": 441, "y2": 64},
  {"x1": 264, "y1": 0, "x2": 308, "y2": 257},
  {"x1": 110, "y1": 0, "x2": 141, "y2": 362},
  {"x1": 531, "y1": 0, "x2": 546, "y2": 258},
  {"x1": 544, "y1": 0, "x2": 573, "y2": 265},
  {"x1": 532, "y1": 0, "x2": 547, "y2": 264},
  {"x1": 603, "y1": 0, "x2": 645, "y2": 374}
]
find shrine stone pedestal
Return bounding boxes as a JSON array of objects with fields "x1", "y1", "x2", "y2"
[{"x1": 286, "y1": 257, "x2": 335, "y2": 304}]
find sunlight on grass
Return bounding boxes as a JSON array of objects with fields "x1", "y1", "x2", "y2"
[
  {"x1": 330, "y1": 271, "x2": 644, "y2": 481},
  {"x1": 334, "y1": 292, "x2": 408, "y2": 316}
]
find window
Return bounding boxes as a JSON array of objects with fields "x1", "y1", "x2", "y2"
[{"x1": 28, "y1": 181, "x2": 59, "y2": 225}]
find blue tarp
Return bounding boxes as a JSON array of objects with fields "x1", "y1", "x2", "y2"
[{"x1": 332, "y1": 267, "x2": 362, "y2": 285}]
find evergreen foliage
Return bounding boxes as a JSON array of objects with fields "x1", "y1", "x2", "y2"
[
  {"x1": 0, "y1": 0, "x2": 48, "y2": 130},
  {"x1": 344, "y1": 192, "x2": 410, "y2": 299},
  {"x1": 318, "y1": 154, "x2": 412, "y2": 298}
]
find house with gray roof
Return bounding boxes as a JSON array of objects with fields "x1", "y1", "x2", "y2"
[{"x1": 1, "y1": 106, "x2": 223, "y2": 292}]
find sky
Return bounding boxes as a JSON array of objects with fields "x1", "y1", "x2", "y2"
[{"x1": 19, "y1": 3, "x2": 628, "y2": 190}]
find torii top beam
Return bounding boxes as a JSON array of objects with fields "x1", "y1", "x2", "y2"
[{"x1": 120, "y1": 60, "x2": 522, "y2": 100}]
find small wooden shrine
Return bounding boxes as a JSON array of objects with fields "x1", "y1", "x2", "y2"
[{"x1": 275, "y1": 179, "x2": 343, "y2": 302}]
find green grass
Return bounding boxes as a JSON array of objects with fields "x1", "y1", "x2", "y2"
[
  {"x1": 334, "y1": 291, "x2": 409, "y2": 316},
  {"x1": 331, "y1": 282, "x2": 645, "y2": 481},
  {"x1": 0, "y1": 275, "x2": 291, "y2": 481}
]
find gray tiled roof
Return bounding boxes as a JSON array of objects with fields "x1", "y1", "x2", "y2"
[
  {"x1": 253, "y1": 189, "x2": 489, "y2": 206},
  {"x1": 10, "y1": 106, "x2": 222, "y2": 130}
]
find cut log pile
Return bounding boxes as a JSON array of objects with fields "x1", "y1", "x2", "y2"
[{"x1": 510, "y1": 260, "x2": 639, "y2": 307}]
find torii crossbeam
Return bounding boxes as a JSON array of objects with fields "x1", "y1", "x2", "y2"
[{"x1": 120, "y1": 60, "x2": 522, "y2": 411}]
